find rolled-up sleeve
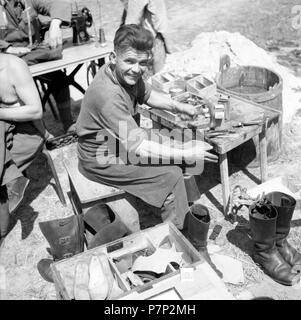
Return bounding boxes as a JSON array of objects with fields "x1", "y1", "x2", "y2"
[{"x1": 32, "y1": 0, "x2": 71, "y2": 24}]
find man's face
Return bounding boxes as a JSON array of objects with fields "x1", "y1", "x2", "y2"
[{"x1": 112, "y1": 48, "x2": 151, "y2": 86}]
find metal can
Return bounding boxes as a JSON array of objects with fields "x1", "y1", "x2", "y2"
[{"x1": 98, "y1": 28, "x2": 106, "y2": 46}]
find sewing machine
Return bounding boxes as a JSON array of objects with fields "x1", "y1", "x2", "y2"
[{"x1": 71, "y1": 7, "x2": 93, "y2": 45}]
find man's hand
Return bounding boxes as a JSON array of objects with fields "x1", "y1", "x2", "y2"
[
  {"x1": 173, "y1": 102, "x2": 196, "y2": 120},
  {"x1": 5, "y1": 46, "x2": 30, "y2": 55},
  {"x1": 184, "y1": 140, "x2": 218, "y2": 163},
  {"x1": 48, "y1": 18, "x2": 63, "y2": 49}
]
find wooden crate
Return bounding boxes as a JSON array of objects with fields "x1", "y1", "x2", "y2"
[
  {"x1": 151, "y1": 71, "x2": 186, "y2": 94},
  {"x1": 51, "y1": 222, "x2": 234, "y2": 300},
  {"x1": 186, "y1": 75, "x2": 217, "y2": 100}
]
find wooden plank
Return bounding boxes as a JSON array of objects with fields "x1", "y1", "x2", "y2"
[
  {"x1": 206, "y1": 125, "x2": 262, "y2": 154},
  {"x1": 63, "y1": 157, "x2": 125, "y2": 204}
]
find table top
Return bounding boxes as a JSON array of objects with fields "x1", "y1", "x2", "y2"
[
  {"x1": 138, "y1": 91, "x2": 280, "y2": 154},
  {"x1": 29, "y1": 40, "x2": 113, "y2": 77}
]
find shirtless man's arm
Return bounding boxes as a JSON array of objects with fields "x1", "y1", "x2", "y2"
[{"x1": 0, "y1": 54, "x2": 43, "y2": 122}]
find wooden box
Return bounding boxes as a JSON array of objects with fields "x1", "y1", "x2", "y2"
[
  {"x1": 51, "y1": 222, "x2": 234, "y2": 300},
  {"x1": 151, "y1": 71, "x2": 186, "y2": 94},
  {"x1": 186, "y1": 75, "x2": 217, "y2": 100}
]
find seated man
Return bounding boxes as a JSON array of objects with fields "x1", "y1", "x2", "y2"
[
  {"x1": 76, "y1": 24, "x2": 218, "y2": 231},
  {"x1": 0, "y1": 0, "x2": 74, "y2": 132},
  {"x1": 0, "y1": 53, "x2": 45, "y2": 245}
]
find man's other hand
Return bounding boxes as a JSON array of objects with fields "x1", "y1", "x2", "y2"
[
  {"x1": 5, "y1": 47, "x2": 30, "y2": 55},
  {"x1": 176, "y1": 102, "x2": 196, "y2": 120},
  {"x1": 48, "y1": 19, "x2": 63, "y2": 49},
  {"x1": 184, "y1": 140, "x2": 218, "y2": 163}
]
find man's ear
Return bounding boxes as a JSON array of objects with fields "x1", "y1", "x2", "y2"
[{"x1": 109, "y1": 51, "x2": 117, "y2": 65}]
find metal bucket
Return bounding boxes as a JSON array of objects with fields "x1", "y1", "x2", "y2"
[{"x1": 216, "y1": 55, "x2": 283, "y2": 168}]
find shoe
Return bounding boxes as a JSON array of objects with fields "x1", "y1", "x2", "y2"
[
  {"x1": 39, "y1": 215, "x2": 85, "y2": 261},
  {"x1": 6, "y1": 176, "x2": 30, "y2": 214},
  {"x1": 265, "y1": 192, "x2": 301, "y2": 273},
  {"x1": 183, "y1": 204, "x2": 223, "y2": 278},
  {"x1": 37, "y1": 215, "x2": 85, "y2": 283},
  {"x1": 37, "y1": 259, "x2": 54, "y2": 283},
  {"x1": 249, "y1": 200, "x2": 300, "y2": 286}
]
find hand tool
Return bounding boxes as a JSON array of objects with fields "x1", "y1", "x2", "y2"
[{"x1": 232, "y1": 120, "x2": 264, "y2": 128}]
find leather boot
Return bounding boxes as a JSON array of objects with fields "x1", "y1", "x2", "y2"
[
  {"x1": 37, "y1": 215, "x2": 85, "y2": 283},
  {"x1": 249, "y1": 201, "x2": 300, "y2": 286},
  {"x1": 0, "y1": 186, "x2": 9, "y2": 245},
  {"x1": 88, "y1": 205, "x2": 130, "y2": 249},
  {"x1": 37, "y1": 259, "x2": 54, "y2": 283},
  {"x1": 184, "y1": 204, "x2": 223, "y2": 278},
  {"x1": 265, "y1": 192, "x2": 301, "y2": 273}
]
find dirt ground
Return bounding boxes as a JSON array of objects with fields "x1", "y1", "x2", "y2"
[{"x1": 1, "y1": 0, "x2": 301, "y2": 300}]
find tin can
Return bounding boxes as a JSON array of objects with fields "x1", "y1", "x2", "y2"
[
  {"x1": 98, "y1": 28, "x2": 106, "y2": 46},
  {"x1": 218, "y1": 95, "x2": 230, "y2": 120}
]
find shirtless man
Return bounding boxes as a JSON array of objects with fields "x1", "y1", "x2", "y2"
[{"x1": 0, "y1": 53, "x2": 44, "y2": 245}]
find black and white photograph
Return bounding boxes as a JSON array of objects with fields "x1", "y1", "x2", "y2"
[{"x1": 0, "y1": 0, "x2": 301, "y2": 304}]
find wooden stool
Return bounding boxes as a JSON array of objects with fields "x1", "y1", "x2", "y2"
[{"x1": 63, "y1": 157, "x2": 140, "y2": 233}]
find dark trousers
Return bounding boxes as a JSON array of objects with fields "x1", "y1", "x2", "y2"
[
  {"x1": 0, "y1": 120, "x2": 44, "y2": 187},
  {"x1": 39, "y1": 70, "x2": 74, "y2": 132}
]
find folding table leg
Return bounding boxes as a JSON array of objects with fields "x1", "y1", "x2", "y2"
[
  {"x1": 259, "y1": 131, "x2": 268, "y2": 182},
  {"x1": 219, "y1": 153, "x2": 230, "y2": 216},
  {"x1": 42, "y1": 148, "x2": 67, "y2": 206}
]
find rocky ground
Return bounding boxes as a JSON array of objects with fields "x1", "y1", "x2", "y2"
[{"x1": 1, "y1": 0, "x2": 301, "y2": 300}]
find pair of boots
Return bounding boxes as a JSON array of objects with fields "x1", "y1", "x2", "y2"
[
  {"x1": 249, "y1": 192, "x2": 301, "y2": 286},
  {"x1": 37, "y1": 215, "x2": 85, "y2": 283},
  {"x1": 183, "y1": 204, "x2": 222, "y2": 278}
]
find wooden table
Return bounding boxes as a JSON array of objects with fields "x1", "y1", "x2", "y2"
[
  {"x1": 138, "y1": 92, "x2": 281, "y2": 215},
  {"x1": 29, "y1": 41, "x2": 113, "y2": 114},
  {"x1": 30, "y1": 41, "x2": 113, "y2": 77}
]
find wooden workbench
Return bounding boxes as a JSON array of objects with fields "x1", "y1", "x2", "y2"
[{"x1": 138, "y1": 91, "x2": 281, "y2": 215}]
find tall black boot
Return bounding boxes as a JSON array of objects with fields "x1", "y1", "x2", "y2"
[
  {"x1": 265, "y1": 192, "x2": 301, "y2": 273},
  {"x1": 249, "y1": 201, "x2": 300, "y2": 286},
  {"x1": 37, "y1": 215, "x2": 85, "y2": 283},
  {"x1": 0, "y1": 186, "x2": 9, "y2": 246},
  {"x1": 184, "y1": 204, "x2": 223, "y2": 278}
]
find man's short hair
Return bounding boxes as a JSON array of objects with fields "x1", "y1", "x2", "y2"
[{"x1": 114, "y1": 24, "x2": 154, "y2": 53}]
